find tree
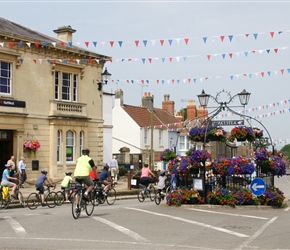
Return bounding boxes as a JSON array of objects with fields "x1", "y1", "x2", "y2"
[{"x1": 280, "y1": 144, "x2": 290, "y2": 157}]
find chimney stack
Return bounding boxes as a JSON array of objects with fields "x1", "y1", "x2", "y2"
[
  {"x1": 53, "y1": 25, "x2": 76, "y2": 43},
  {"x1": 162, "y1": 94, "x2": 175, "y2": 115},
  {"x1": 142, "y1": 92, "x2": 153, "y2": 110},
  {"x1": 187, "y1": 100, "x2": 197, "y2": 121}
]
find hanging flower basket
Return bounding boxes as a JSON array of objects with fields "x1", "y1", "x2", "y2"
[
  {"x1": 186, "y1": 148, "x2": 211, "y2": 167},
  {"x1": 228, "y1": 126, "x2": 255, "y2": 142},
  {"x1": 23, "y1": 140, "x2": 40, "y2": 151},
  {"x1": 160, "y1": 148, "x2": 176, "y2": 162},
  {"x1": 205, "y1": 125, "x2": 227, "y2": 142},
  {"x1": 188, "y1": 126, "x2": 203, "y2": 142},
  {"x1": 253, "y1": 127, "x2": 263, "y2": 139}
]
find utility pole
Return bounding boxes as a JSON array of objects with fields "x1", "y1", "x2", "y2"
[{"x1": 150, "y1": 95, "x2": 154, "y2": 170}]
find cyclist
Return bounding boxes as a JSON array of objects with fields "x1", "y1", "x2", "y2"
[
  {"x1": 1, "y1": 163, "x2": 18, "y2": 199},
  {"x1": 35, "y1": 170, "x2": 53, "y2": 207},
  {"x1": 98, "y1": 164, "x2": 112, "y2": 196},
  {"x1": 74, "y1": 148, "x2": 95, "y2": 202},
  {"x1": 157, "y1": 170, "x2": 166, "y2": 196},
  {"x1": 61, "y1": 171, "x2": 73, "y2": 203},
  {"x1": 140, "y1": 163, "x2": 156, "y2": 189}
]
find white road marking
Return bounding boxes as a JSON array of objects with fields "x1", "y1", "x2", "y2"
[
  {"x1": 234, "y1": 216, "x2": 277, "y2": 250},
  {"x1": 93, "y1": 217, "x2": 149, "y2": 243},
  {"x1": 4, "y1": 216, "x2": 27, "y2": 238},
  {"x1": 0, "y1": 236, "x2": 219, "y2": 249},
  {"x1": 284, "y1": 207, "x2": 290, "y2": 211},
  {"x1": 125, "y1": 207, "x2": 249, "y2": 238},
  {"x1": 187, "y1": 208, "x2": 269, "y2": 220}
]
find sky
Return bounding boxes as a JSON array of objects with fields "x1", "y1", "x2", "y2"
[{"x1": 1, "y1": 0, "x2": 290, "y2": 149}]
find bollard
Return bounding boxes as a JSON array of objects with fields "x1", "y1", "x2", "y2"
[{"x1": 127, "y1": 170, "x2": 131, "y2": 190}]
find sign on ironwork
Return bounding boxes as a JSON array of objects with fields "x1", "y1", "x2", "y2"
[{"x1": 211, "y1": 120, "x2": 244, "y2": 126}]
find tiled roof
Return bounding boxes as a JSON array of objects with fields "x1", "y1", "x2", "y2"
[
  {"x1": 0, "y1": 17, "x2": 110, "y2": 59},
  {"x1": 123, "y1": 104, "x2": 181, "y2": 129}
]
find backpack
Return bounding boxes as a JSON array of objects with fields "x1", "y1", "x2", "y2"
[{"x1": 1, "y1": 186, "x2": 9, "y2": 201}]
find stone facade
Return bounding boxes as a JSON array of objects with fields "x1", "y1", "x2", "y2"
[{"x1": 0, "y1": 18, "x2": 110, "y2": 182}]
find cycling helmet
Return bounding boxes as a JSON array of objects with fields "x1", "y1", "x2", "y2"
[
  {"x1": 41, "y1": 170, "x2": 48, "y2": 174},
  {"x1": 160, "y1": 170, "x2": 165, "y2": 176},
  {"x1": 104, "y1": 164, "x2": 109, "y2": 170},
  {"x1": 82, "y1": 148, "x2": 90, "y2": 155},
  {"x1": 65, "y1": 171, "x2": 72, "y2": 175},
  {"x1": 5, "y1": 163, "x2": 12, "y2": 168}
]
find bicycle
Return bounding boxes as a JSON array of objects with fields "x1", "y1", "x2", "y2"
[
  {"x1": 137, "y1": 182, "x2": 156, "y2": 202},
  {"x1": 0, "y1": 184, "x2": 25, "y2": 209},
  {"x1": 55, "y1": 185, "x2": 75, "y2": 206},
  {"x1": 26, "y1": 184, "x2": 57, "y2": 210},
  {"x1": 71, "y1": 181, "x2": 94, "y2": 219},
  {"x1": 91, "y1": 181, "x2": 116, "y2": 206}
]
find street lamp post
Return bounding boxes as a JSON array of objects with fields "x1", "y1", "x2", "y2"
[
  {"x1": 197, "y1": 89, "x2": 252, "y2": 203},
  {"x1": 98, "y1": 67, "x2": 112, "y2": 91}
]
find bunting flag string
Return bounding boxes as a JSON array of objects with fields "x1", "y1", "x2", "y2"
[
  {"x1": 0, "y1": 29, "x2": 289, "y2": 50},
  {"x1": 7, "y1": 45, "x2": 288, "y2": 65},
  {"x1": 14, "y1": 57, "x2": 290, "y2": 84},
  {"x1": 112, "y1": 46, "x2": 287, "y2": 64}
]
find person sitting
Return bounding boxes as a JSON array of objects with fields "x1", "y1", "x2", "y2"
[
  {"x1": 140, "y1": 163, "x2": 156, "y2": 189},
  {"x1": 157, "y1": 170, "x2": 167, "y2": 196},
  {"x1": 1, "y1": 163, "x2": 17, "y2": 199},
  {"x1": 98, "y1": 164, "x2": 112, "y2": 196}
]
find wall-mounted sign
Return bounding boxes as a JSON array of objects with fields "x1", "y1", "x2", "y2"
[{"x1": 0, "y1": 99, "x2": 26, "y2": 108}]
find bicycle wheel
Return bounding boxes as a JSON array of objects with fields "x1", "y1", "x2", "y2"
[
  {"x1": 106, "y1": 188, "x2": 116, "y2": 205},
  {"x1": 71, "y1": 194, "x2": 81, "y2": 219},
  {"x1": 46, "y1": 191, "x2": 57, "y2": 208},
  {"x1": 149, "y1": 186, "x2": 156, "y2": 201},
  {"x1": 27, "y1": 193, "x2": 40, "y2": 210},
  {"x1": 91, "y1": 190, "x2": 99, "y2": 206},
  {"x1": 55, "y1": 191, "x2": 64, "y2": 206},
  {"x1": 85, "y1": 193, "x2": 94, "y2": 216},
  {"x1": 17, "y1": 191, "x2": 26, "y2": 208},
  {"x1": 137, "y1": 188, "x2": 145, "y2": 202},
  {"x1": 154, "y1": 192, "x2": 162, "y2": 205}
]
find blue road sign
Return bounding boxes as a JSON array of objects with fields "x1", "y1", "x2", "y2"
[{"x1": 250, "y1": 178, "x2": 266, "y2": 196}]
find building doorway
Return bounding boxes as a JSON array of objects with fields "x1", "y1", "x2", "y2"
[{"x1": 0, "y1": 130, "x2": 13, "y2": 179}]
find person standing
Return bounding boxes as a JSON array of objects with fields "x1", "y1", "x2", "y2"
[
  {"x1": 7, "y1": 155, "x2": 16, "y2": 180},
  {"x1": 18, "y1": 156, "x2": 27, "y2": 188},
  {"x1": 109, "y1": 156, "x2": 119, "y2": 183}
]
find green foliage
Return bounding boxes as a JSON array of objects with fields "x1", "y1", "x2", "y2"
[
  {"x1": 280, "y1": 144, "x2": 290, "y2": 157},
  {"x1": 118, "y1": 166, "x2": 128, "y2": 176}
]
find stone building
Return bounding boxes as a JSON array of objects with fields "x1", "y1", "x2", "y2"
[{"x1": 0, "y1": 17, "x2": 110, "y2": 182}]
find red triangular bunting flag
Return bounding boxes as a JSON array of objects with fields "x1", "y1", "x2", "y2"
[
  {"x1": 60, "y1": 42, "x2": 65, "y2": 46},
  {"x1": 281, "y1": 69, "x2": 285, "y2": 74},
  {"x1": 33, "y1": 59, "x2": 37, "y2": 64},
  {"x1": 109, "y1": 41, "x2": 114, "y2": 47},
  {"x1": 274, "y1": 48, "x2": 278, "y2": 53},
  {"x1": 85, "y1": 42, "x2": 89, "y2": 47},
  {"x1": 160, "y1": 40, "x2": 165, "y2": 46},
  {"x1": 34, "y1": 42, "x2": 39, "y2": 48},
  {"x1": 261, "y1": 72, "x2": 265, "y2": 77},
  {"x1": 135, "y1": 40, "x2": 139, "y2": 47},
  {"x1": 169, "y1": 57, "x2": 173, "y2": 62},
  {"x1": 229, "y1": 53, "x2": 233, "y2": 58},
  {"x1": 207, "y1": 55, "x2": 211, "y2": 60},
  {"x1": 148, "y1": 58, "x2": 152, "y2": 63},
  {"x1": 270, "y1": 31, "x2": 275, "y2": 38},
  {"x1": 220, "y1": 36, "x2": 225, "y2": 42},
  {"x1": 9, "y1": 42, "x2": 14, "y2": 48},
  {"x1": 184, "y1": 38, "x2": 189, "y2": 45}
]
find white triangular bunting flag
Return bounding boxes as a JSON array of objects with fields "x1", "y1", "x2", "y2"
[{"x1": 26, "y1": 43, "x2": 31, "y2": 48}]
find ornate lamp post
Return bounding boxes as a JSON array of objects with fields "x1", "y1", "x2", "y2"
[{"x1": 196, "y1": 89, "x2": 253, "y2": 203}]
